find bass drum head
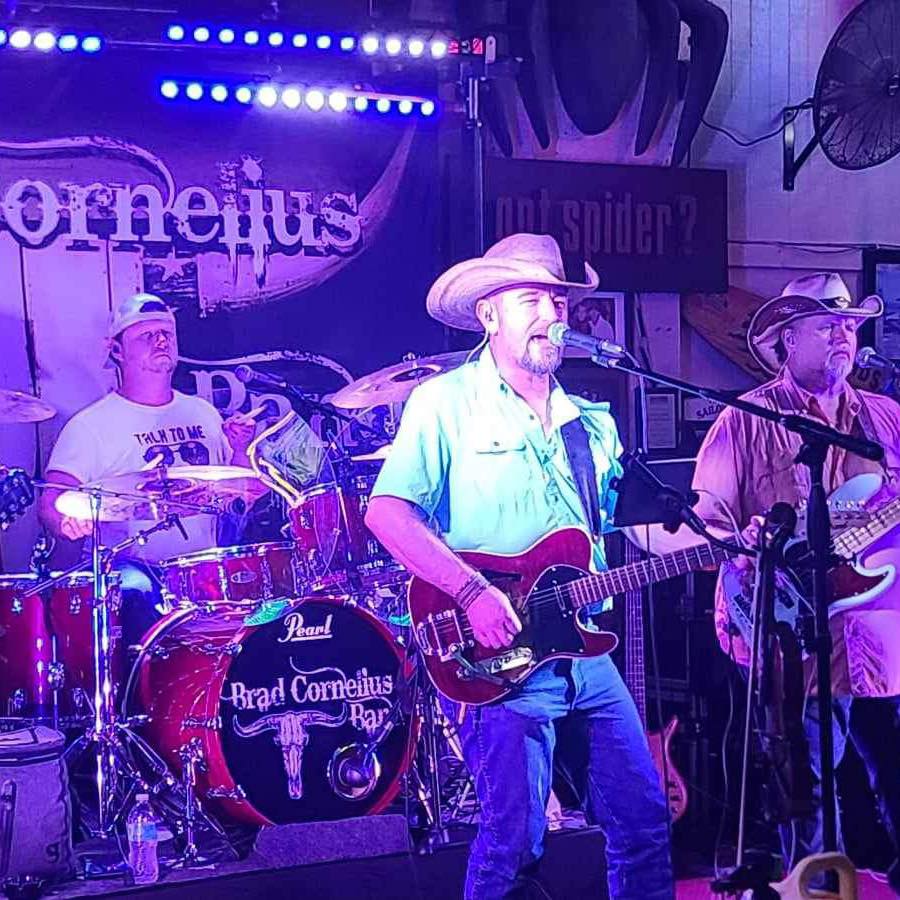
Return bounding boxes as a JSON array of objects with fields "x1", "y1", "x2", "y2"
[{"x1": 219, "y1": 598, "x2": 412, "y2": 824}]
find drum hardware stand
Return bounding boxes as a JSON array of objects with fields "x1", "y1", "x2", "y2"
[{"x1": 37, "y1": 482, "x2": 219, "y2": 861}]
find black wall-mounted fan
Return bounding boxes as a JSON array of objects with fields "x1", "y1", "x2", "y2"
[{"x1": 785, "y1": 0, "x2": 900, "y2": 188}]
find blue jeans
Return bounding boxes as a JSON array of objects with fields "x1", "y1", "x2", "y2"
[
  {"x1": 449, "y1": 655, "x2": 673, "y2": 900},
  {"x1": 781, "y1": 696, "x2": 900, "y2": 887}
]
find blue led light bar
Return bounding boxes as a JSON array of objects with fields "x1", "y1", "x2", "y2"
[{"x1": 158, "y1": 77, "x2": 440, "y2": 117}]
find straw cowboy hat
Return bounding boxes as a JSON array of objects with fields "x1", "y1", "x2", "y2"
[
  {"x1": 748, "y1": 272, "x2": 883, "y2": 374},
  {"x1": 426, "y1": 233, "x2": 600, "y2": 332}
]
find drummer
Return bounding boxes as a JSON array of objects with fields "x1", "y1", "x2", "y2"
[{"x1": 39, "y1": 293, "x2": 257, "y2": 646}]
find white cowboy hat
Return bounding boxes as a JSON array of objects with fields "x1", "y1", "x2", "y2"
[
  {"x1": 426, "y1": 233, "x2": 600, "y2": 332},
  {"x1": 748, "y1": 272, "x2": 883, "y2": 374}
]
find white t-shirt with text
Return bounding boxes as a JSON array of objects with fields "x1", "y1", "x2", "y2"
[{"x1": 48, "y1": 390, "x2": 231, "y2": 563}]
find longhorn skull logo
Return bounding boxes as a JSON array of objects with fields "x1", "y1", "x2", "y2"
[{"x1": 233, "y1": 706, "x2": 348, "y2": 800}]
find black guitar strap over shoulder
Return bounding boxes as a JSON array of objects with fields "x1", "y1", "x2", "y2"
[{"x1": 561, "y1": 417, "x2": 603, "y2": 544}]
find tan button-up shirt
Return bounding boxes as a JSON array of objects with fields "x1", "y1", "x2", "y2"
[{"x1": 692, "y1": 367, "x2": 900, "y2": 696}]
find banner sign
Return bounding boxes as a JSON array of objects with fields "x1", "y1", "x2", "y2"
[{"x1": 485, "y1": 157, "x2": 728, "y2": 293}]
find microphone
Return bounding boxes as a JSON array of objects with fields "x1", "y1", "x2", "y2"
[
  {"x1": 546, "y1": 322, "x2": 628, "y2": 360},
  {"x1": 234, "y1": 364, "x2": 291, "y2": 391},
  {"x1": 855, "y1": 347, "x2": 899, "y2": 373}
]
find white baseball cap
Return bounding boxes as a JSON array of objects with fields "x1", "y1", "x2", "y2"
[{"x1": 108, "y1": 292, "x2": 176, "y2": 339}]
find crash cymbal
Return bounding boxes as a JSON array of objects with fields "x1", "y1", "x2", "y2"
[
  {"x1": 329, "y1": 351, "x2": 470, "y2": 409},
  {"x1": 0, "y1": 389, "x2": 56, "y2": 423},
  {"x1": 55, "y1": 465, "x2": 269, "y2": 522}
]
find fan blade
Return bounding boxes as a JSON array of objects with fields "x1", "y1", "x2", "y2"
[
  {"x1": 635, "y1": 0, "x2": 681, "y2": 155},
  {"x1": 671, "y1": 0, "x2": 729, "y2": 166},
  {"x1": 509, "y1": 0, "x2": 552, "y2": 149},
  {"x1": 549, "y1": 0, "x2": 647, "y2": 136}
]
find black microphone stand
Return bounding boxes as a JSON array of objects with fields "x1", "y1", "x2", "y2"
[
  {"x1": 276, "y1": 384, "x2": 385, "y2": 439},
  {"x1": 593, "y1": 349, "x2": 883, "y2": 866}
]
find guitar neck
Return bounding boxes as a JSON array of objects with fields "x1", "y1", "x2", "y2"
[
  {"x1": 568, "y1": 542, "x2": 730, "y2": 612},
  {"x1": 623, "y1": 541, "x2": 647, "y2": 726},
  {"x1": 834, "y1": 495, "x2": 900, "y2": 558}
]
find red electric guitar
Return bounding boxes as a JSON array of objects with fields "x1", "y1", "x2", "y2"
[{"x1": 408, "y1": 527, "x2": 731, "y2": 706}]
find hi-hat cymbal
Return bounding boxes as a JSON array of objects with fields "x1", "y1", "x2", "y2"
[
  {"x1": 0, "y1": 389, "x2": 56, "y2": 423},
  {"x1": 329, "y1": 351, "x2": 470, "y2": 409},
  {"x1": 55, "y1": 465, "x2": 269, "y2": 522}
]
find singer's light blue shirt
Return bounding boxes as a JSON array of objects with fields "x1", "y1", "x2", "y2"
[{"x1": 371, "y1": 346, "x2": 623, "y2": 575}]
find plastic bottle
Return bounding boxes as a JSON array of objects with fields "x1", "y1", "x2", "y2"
[{"x1": 126, "y1": 793, "x2": 159, "y2": 884}]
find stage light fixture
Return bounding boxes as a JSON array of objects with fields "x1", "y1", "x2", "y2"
[
  {"x1": 160, "y1": 80, "x2": 179, "y2": 98},
  {"x1": 292, "y1": 33, "x2": 308, "y2": 48},
  {"x1": 185, "y1": 82, "x2": 204, "y2": 100},
  {"x1": 398, "y1": 99, "x2": 413, "y2": 114},
  {"x1": 81, "y1": 36, "x2": 101, "y2": 53},
  {"x1": 58, "y1": 34, "x2": 78, "y2": 51},
  {"x1": 376, "y1": 97, "x2": 390, "y2": 113},
  {"x1": 244, "y1": 30, "x2": 260, "y2": 45},
  {"x1": 281, "y1": 86, "x2": 302, "y2": 108},
  {"x1": 361, "y1": 34, "x2": 378, "y2": 54},
  {"x1": 340, "y1": 36, "x2": 355, "y2": 51},
  {"x1": 167, "y1": 24, "x2": 185, "y2": 41},
  {"x1": 305, "y1": 89, "x2": 325, "y2": 111},
  {"x1": 430, "y1": 38, "x2": 448, "y2": 58},
  {"x1": 354, "y1": 95, "x2": 369, "y2": 111},
  {"x1": 420, "y1": 100, "x2": 435, "y2": 116},
  {"x1": 315, "y1": 34, "x2": 332, "y2": 50},
  {"x1": 385, "y1": 35, "x2": 402, "y2": 56},
  {"x1": 210, "y1": 84, "x2": 228, "y2": 102},
  {"x1": 328, "y1": 91, "x2": 348, "y2": 111},
  {"x1": 10, "y1": 29, "x2": 31, "y2": 49},
  {"x1": 33, "y1": 31, "x2": 56, "y2": 51},
  {"x1": 268, "y1": 32, "x2": 284, "y2": 47},
  {"x1": 257, "y1": 85, "x2": 278, "y2": 107},
  {"x1": 235, "y1": 85, "x2": 253, "y2": 104},
  {"x1": 193, "y1": 26, "x2": 210, "y2": 42},
  {"x1": 408, "y1": 38, "x2": 425, "y2": 57},
  {"x1": 218, "y1": 28, "x2": 235, "y2": 44}
]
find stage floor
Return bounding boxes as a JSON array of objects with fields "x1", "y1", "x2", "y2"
[{"x1": 42, "y1": 826, "x2": 897, "y2": 900}]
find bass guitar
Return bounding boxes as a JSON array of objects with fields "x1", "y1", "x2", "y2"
[
  {"x1": 622, "y1": 539, "x2": 688, "y2": 821},
  {"x1": 409, "y1": 527, "x2": 731, "y2": 706},
  {"x1": 723, "y1": 474, "x2": 900, "y2": 648}
]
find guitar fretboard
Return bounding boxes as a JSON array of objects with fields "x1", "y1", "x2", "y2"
[
  {"x1": 562, "y1": 542, "x2": 731, "y2": 612},
  {"x1": 834, "y1": 496, "x2": 900, "y2": 558}
]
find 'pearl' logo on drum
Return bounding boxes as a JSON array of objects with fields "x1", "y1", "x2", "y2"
[{"x1": 278, "y1": 611, "x2": 334, "y2": 643}]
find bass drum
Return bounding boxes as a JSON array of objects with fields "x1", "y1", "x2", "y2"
[{"x1": 128, "y1": 597, "x2": 414, "y2": 826}]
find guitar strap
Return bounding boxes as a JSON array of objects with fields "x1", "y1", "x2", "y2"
[{"x1": 560, "y1": 417, "x2": 603, "y2": 544}]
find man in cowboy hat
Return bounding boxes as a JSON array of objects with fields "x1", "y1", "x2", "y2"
[
  {"x1": 647, "y1": 272, "x2": 900, "y2": 882},
  {"x1": 365, "y1": 234, "x2": 673, "y2": 899}
]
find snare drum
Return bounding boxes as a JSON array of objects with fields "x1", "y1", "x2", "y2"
[
  {"x1": 158, "y1": 542, "x2": 301, "y2": 609},
  {"x1": 128, "y1": 596, "x2": 414, "y2": 825},
  {"x1": 0, "y1": 572, "x2": 122, "y2": 720},
  {"x1": 289, "y1": 474, "x2": 405, "y2": 591}
]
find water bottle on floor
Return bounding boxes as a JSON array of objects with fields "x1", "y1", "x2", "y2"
[{"x1": 126, "y1": 793, "x2": 159, "y2": 884}]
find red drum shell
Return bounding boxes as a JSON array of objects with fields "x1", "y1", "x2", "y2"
[
  {"x1": 158, "y1": 542, "x2": 301, "y2": 609},
  {"x1": 0, "y1": 572, "x2": 122, "y2": 720},
  {"x1": 130, "y1": 596, "x2": 414, "y2": 825}
]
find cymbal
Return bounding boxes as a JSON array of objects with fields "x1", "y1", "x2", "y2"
[
  {"x1": 351, "y1": 444, "x2": 392, "y2": 462},
  {"x1": 55, "y1": 465, "x2": 269, "y2": 522},
  {"x1": 329, "y1": 351, "x2": 470, "y2": 409},
  {"x1": 0, "y1": 389, "x2": 56, "y2": 423}
]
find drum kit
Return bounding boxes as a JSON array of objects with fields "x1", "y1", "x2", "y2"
[{"x1": 0, "y1": 354, "x2": 475, "y2": 870}]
